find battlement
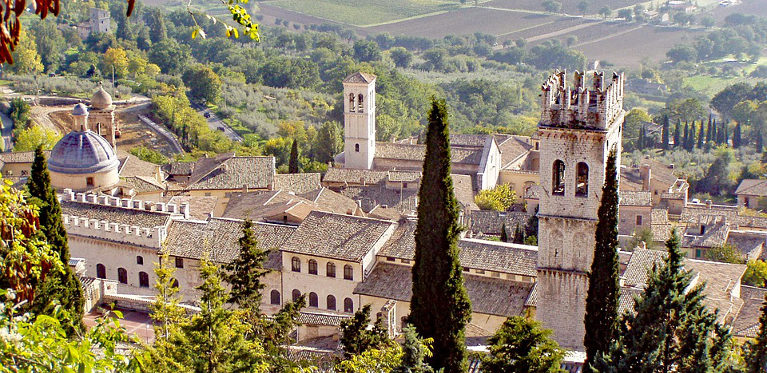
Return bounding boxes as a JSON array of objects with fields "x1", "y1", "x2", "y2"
[
  {"x1": 61, "y1": 213, "x2": 166, "y2": 248},
  {"x1": 540, "y1": 70, "x2": 625, "y2": 130},
  {"x1": 59, "y1": 189, "x2": 190, "y2": 218}
]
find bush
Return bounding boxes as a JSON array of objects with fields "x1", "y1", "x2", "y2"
[
  {"x1": 475, "y1": 184, "x2": 516, "y2": 211},
  {"x1": 743, "y1": 260, "x2": 767, "y2": 287},
  {"x1": 129, "y1": 146, "x2": 168, "y2": 165}
]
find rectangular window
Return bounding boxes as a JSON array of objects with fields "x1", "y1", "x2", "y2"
[
  {"x1": 695, "y1": 249, "x2": 702, "y2": 258},
  {"x1": 175, "y1": 257, "x2": 184, "y2": 268},
  {"x1": 386, "y1": 257, "x2": 395, "y2": 262},
  {"x1": 86, "y1": 177, "x2": 94, "y2": 187},
  {"x1": 401, "y1": 259, "x2": 410, "y2": 264},
  {"x1": 636, "y1": 215, "x2": 643, "y2": 226}
]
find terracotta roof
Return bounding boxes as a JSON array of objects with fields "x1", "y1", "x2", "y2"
[
  {"x1": 274, "y1": 173, "x2": 321, "y2": 194},
  {"x1": 620, "y1": 191, "x2": 652, "y2": 206},
  {"x1": 166, "y1": 195, "x2": 217, "y2": 221},
  {"x1": 736, "y1": 179, "x2": 767, "y2": 197},
  {"x1": 61, "y1": 200, "x2": 172, "y2": 228},
  {"x1": 322, "y1": 168, "x2": 387, "y2": 185},
  {"x1": 374, "y1": 142, "x2": 484, "y2": 165},
  {"x1": 280, "y1": 211, "x2": 395, "y2": 262},
  {"x1": 732, "y1": 285, "x2": 767, "y2": 338},
  {"x1": 118, "y1": 176, "x2": 165, "y2": 194},
  {"x1": 354, "y1": 263, "x2": 533, "y2": 317},
  {"x1": 343, "y1": 72, "x2": 376, "y2": 84},
  {"x1": 163, "y1": 218, "x2": 295, "y2": 263},
  {"x1": 378, "y1": 220, "x2": 538, "y2": 276}
]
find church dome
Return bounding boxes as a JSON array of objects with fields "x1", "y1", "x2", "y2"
[
  {"x1": 91, "y1": 86, "x2": 113, "y2": 110},
  {"x1": 72, "y1": 103, "x2": 88, "y2": 116},
  {"x1": 48, "y1": 130, "x2": 120, "y2": 175}
]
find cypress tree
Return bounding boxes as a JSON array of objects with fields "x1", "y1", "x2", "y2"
[
  {"x1": 223, "y1": 220, "x2": 268, "y2": 312},
  {"x1": 745, "y1": 293, "x2": 767, "y2": 373},
  {"x1": 697, "y1": 120, "x2": 705, "y2": 148},
  {"x1": 683, "y1": 122, "x2": 689, "y2": 150},
  {"x1": 706, "y1": 115, "x2": 713, "y2": 143},
  {"x1": 584, "y1": 149, "x2": 620, "y2": 370},
  {"x1": 711, "y1": 119, "x2": 718, "y2": 145},
  {"x1": 410, "y1": 98, "x2": 471, "y2": 373},
  {"x1": 662, "y1": 114, "x2": 670, "y2": 150},
  {"x1": 674, "y1": 119, "x2": 681, "y2": 148},
  {"x1": 500, "y1": 222, "x2": 508, "y2": 242},
  {"x1": 288, "y1": 139, "x2": 299, "y2": 174},
  {"x1": 596, "y1": 231, "x2": 729, "y2": 371},
  {"x1": 637, "y1": 125, "x2": 645, "y2": 150},
  {"x1": 758, "y1": 130, "x2": 764, "y2": 153},
  {"x1": 734, "y1": 122, "x2": 742, "y2": 148},
  {"x1": 513, "y1": 223, "x2": 524, "y2": 244},
  {"x1": 724, "y1": 121, "x2": 730, "y2": 145},
  {"x1": 26, "y1": 146, "x2": 84, "y2": 335}
]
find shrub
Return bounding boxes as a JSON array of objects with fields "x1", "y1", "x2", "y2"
[{"x1": 475, "y1": 184, "x2": 516, "y2": 211}]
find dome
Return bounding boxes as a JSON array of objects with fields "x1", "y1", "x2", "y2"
[
  {"x1": 72, "y1": 103, "x2": 88, "y2": 116},
  {"x1": 48, "y1": 130, "x2": 120, "y2": 175},
  {"x1": 91, "y1": 86, "x2": 113, "y2": 110}
]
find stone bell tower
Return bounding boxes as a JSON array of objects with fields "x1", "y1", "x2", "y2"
[
  {"x1": 535, "y1": 70, "x2": 624, "y2": 350},
  {"x1": 89, "y1": 83, "x2": 117, "y2": 151},
  {"x1": 342, "y1": 72, "x2": 376, "y2": 170}
]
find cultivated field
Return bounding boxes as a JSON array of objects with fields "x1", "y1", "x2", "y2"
[
  {"x1": 261, "y1": 0, "x2": 462, "y2": 26},
  {"x1": 577, "y1": 25, "x2": 704, "y2": 67},
  {"x1": 485, "y1": 0, "x2": 647, "y2": 15}
]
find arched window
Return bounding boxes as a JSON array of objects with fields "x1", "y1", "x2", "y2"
[
  {"x1": 344, "y1": 298, "x2": 354, "y2": 313},
  {"x1": 117, "y1": 268, "x2": 128, "y2": 284},
  {"x1": 291, "y1": 257, "x2": 301, "y2": 272},
  {"x1": 344, "y1": 265, "x2": 354, "y2": 280},
  {"x1": 171, "y1": 278, "x2": 179, "y2": 288},
  {"x1": 309, "y1": 292, "x2": 318, "y2": 307},
  {"x1": 327, "y1": 262, "x2": 336, "y2": 278},
  {"x1": 355, "y1": 143, "x2": 360, "y2": 152},
  {"x1": 292, "y1": 289, "x2": 301, "y2": 302},
  {"x1": 327, "y1": 295, "x2": 336, "y2": 310},
  {"x1": 139, "y1": 272, "x2": 149, "y2": 288},
  {"x1": 96, "y1": 264, "x2": 106, "y2": 279},
  {"x1": 576, "y1": 162, "x2": 589, "y2": 197},
  {"x1": 137, "y1": 256, "x2": 144, "y2": 265},
  {"x1": 271, "y1": 290, "x2": 281, "y2": 305},
  {"x1": 552, "y1": 160, "x2": 565, "y2": 195},
  {"x1": 358, "y1": 94, "x2": 364, "y2": 113},
  {"x1": 349, "y1": 93, "x2": 356, "y2": 112},
  {"x1": 308, "y1": 259, "x2": 318, "y2": 275}
]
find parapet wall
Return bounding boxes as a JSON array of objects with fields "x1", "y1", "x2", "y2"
[
  {"x1": 58, "y1": 189, "x2": 191, "y2": 248},
  {"x1": 540, "y1": 70, "x2": 625, "y2": 130}
]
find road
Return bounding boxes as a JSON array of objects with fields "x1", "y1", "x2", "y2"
[
  {"x1": 0, "y1": 110, "x2": 12, "y2": 151},
  {"x1": 194, "y1": 104, "x2": 243, "y2": 142}
]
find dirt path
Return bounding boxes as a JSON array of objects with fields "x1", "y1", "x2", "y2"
[
  {"x1": 525, "y1": 19, "x2": 603, "y2": 42},
  {"x1": 572, "y1": 25, "x2": 644, "y2": 48}
]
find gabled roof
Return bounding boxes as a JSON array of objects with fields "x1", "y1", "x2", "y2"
[
  {"x1": 620, "y1": 191, "x2": 652, "y2": 207},
  {"x1": 61, "y1": 200, "x2": 172, "y2": 228},
  {"x1": 732, "y1": 285, "x2": 767, "y2": 337},
  {"x1": 186, "y1": 155, "x2": 275, "y2": 190},
  {"x1": 735, "y1": 179, "x2": 767, "y2": 197},
  {"x1": 273, "y1": 173, "x2": 322, "y2": 194},
  {"x1": 343, "y1": 72, "x2": 376, "y2": 84},
  {"x1": 222, "y1": 190, "x2": 313, "y2": 221},
  {"x1": 118, "y1": 176, "x2": 165, "y2": 194},
  {"x1": 280, "y1": 211, "x2": 395, "y2": 262},
  {"x1": 374, "y1": 142, "x2": 484, "y2": 165},
  {"x1": 323, "y1": 168, "x2": 387, "y2": 185}
]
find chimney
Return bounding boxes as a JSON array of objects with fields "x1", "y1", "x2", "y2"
[
  {"x1": 167, "y1": 203, "x2": 178, "y2": 214},
  {"x1": 639, "y1": 164, "x2": 651, "y2": 192},
  {"x1": 180, "y1": 202, "x2": 190, "y2": 219}
]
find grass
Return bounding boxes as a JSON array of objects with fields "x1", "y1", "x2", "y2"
[
  {"x1": 264, "y1": 0, "x2": 463, "y2": 26},
  {"x1": 684, "y1": 75, "x2": 745, "y2": 97}
]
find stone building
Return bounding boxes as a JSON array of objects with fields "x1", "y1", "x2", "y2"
[
  {"x1": 535, "y1": 70, "x2": 625, "y2": 349},
  {"x1": 735, "y1": 179, "x2": 767, "y2": 210}
]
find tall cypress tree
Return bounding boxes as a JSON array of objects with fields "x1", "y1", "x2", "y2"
[
  {"x1": 706, "y1": 115, "x2": 713, "y2": 143},
  {"x1": 697, "y1": 120, "x2": 704, "y2": 148},
  {"x1": 638, "y1": 125, "x2": 645, "y2": 150},
  {"x1": 662, "y1": 114, "x2": 670, "y2": 150},
  {"x1": 745, "y1": 293, "x2": 767, "y2": 373},
  {"x1": 410, "y1": 98, "x2": 471, "y2": 373},
  {"x1": 584, "y1": 149, "x2": 620, "y2": 370},
  {"x1": 674, "y1": 119, "x2": 681, "y2": 148},
  {"x1": 513, "y1": 223, "x2": 524, "y2": 244},
  {"x1": 500, "y1": 222, "x2": 508, "y2": 242},
  {"x1": 724, "y1": 121, "x2": 730, "y2": 145},
  {"x1": 26, "y1": 146, "x2": 85, "y2": 334},
  {"x1": 288, "y1": 139, "x2": 299, "y2": 174},
  {"x1": 223, "y1": 220, "x2": 268, "y2": 312},
  {"x1": 734, "y1": 122, "x2": 742, "y2": 148},
  {"x1": 758, "y1": 130, "x2": 764, "y2": 153},
  {"x1": 684, "y1": 122, "x2": 691, "y2": 151}
]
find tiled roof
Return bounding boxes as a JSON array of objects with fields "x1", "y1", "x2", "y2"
[
  {"x1": 453, "y1": 174, "x2": 478, "y2": 210},
  {"x1": 378, "y1": 221, "x2": 538, "y2": 276},
  {"x1": 732, "y1": 285, "x2": 767, "y2": 338},
  {"x1": 367, "y1": 206, "x2": 403, "y2": 221},
  {"x1": 222, "y1": 190, "x2": 312, "y2": 221},
  {"x1": 163, "y1": 161, "x2": 194, "y2": 176},
  {"x1": 681, "y1": 204, "x2": 739, "y2": 223},
  {"x1": 322, "y1": 168, "x2": 387, "y2": 185},
  {"x1": 450, "y1": 134, "x2": 488, "y2": 147},
  {"x1": 118, "y1": 176, "x2": 165, "y2": 194},
  {"x1": 496, "y1": 135, "x2": 533, "y2": 168},
  {"x1": 651, "y1": 209, "x2": 669, "y2": 224},
  {"x1": 0, "y1": 151, "x2": 49, "y2": 163},
  {"x1": 621, "y1": 248, "x2": 666, "y2": 288},
  {"x1": 469, "y1": 210, "x2": 530, "y2": 236},
  {"x1": 736, "y1": 179, "x2": 767, "y2": 197},
  {"x1": 280, "y1": 211, "x2": 395, "y2": 262},
  {"x1": 299, "y1": 187, "x2": 361, "y2": 216},
  {"x1": 620, "y1": 158, "x2": 679, "y2": 192},
  {"x1": 298, "y1": 311, "x2": 351, "y2": 326},
  {"x1": 727, "y1": 230, "x2": 766, "y2": 260},
  {"x1": 117, "y1": 155, "x2": 160, "y2": 179},
  {"x1": 166, "y1": 195, "x2": 217, "y2": 221},
  {"x1": 354, "y1": 263, "x2": 533, "y2": 317},
  {"x1": 343, "y1": 72, "x2": 376, "y2": 84},
  {"x1": 187, "y1": 156, "x2": 275, "y2": 190},
  {"x1": 339, "y1": 185, "x2": 419, "y2": 214},
  {"x1": 681, "y1": 220, "x2": 729, "y2": 248},
  {"x1": 274, "y1": 173, "x2": 321, "y2": 194},
  {"x1": 387, "y1": 170, "x2": 421, "y2": 182},
  {"x1": 525, "y1": 282, "x2": 539, "y2": 307},
  {"x1": 620, "y1": 191, "x2": 652, "y2": 206},
  {"x1": 61, "y1": 200, "x2": 172, "y2": 228},
  {"x1": 163, "y1": 218, "x2": 295, "y2": 263},
  {"x1": 374, "y1": 142, "x2": 484, "y2": 165},
  {"x1": 618, "y1": 287, "x2": 644, "y2": 315}
]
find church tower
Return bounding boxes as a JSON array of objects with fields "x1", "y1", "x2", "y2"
[
  {"x1": 535, "y1": 70, "x2": 624, "y2": 350},
  {"x1": 342, "y1": 72, "x2": 376, "y2": 170},
  {"x1": 89, "y1": 83, "x2": 117, "y2": 151}
]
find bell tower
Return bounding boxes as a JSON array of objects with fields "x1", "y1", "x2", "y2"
[
  {"x1": 342, "y1": 72, "x2": 376, "y2": 170},
  {"x1": 535, "y1": 70, "x2": 624, "y2": 350}
]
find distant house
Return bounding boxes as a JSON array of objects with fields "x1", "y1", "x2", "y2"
[
  {"x1": 78, "y1": 8, "x2": 111, "y2": 39},
  {"x1": 736, "y1": 179, "x2": 767, "y2": 210}
]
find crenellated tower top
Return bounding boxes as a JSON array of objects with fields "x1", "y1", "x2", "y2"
[{"x1": 540, "y1": 69, "x2": 624, "y2": 130}]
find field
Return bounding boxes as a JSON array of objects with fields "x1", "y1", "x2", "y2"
[
  {"x1": 485, "y1": 0, "x2": 646, "y2": 15},
  {"x1": 261, "y1": 0, "x2": 463, "y2": 26},
  {"x1": 575, "y1": 25, "x2": 704, "y2": 67}
]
